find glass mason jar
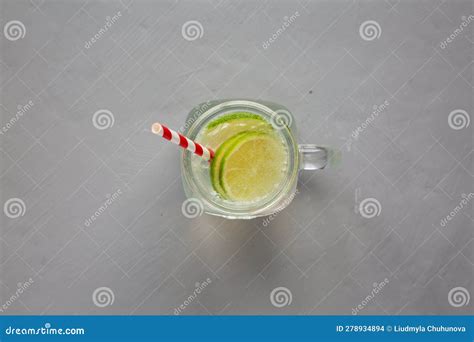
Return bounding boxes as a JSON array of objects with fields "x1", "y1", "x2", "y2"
[{"x1": 181, "y1": 99, "x2": 330, "y2": 219}]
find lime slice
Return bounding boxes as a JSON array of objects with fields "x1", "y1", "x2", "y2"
[
  {"x1": 202, "y1": 112, "x2": 272, "y2": 150},
  {"x1": 218, "y1": 131, "x2": 288, "y2": 201},
  {"x1": 210, "y1": 131, "x2": 249, "y2": 197}
]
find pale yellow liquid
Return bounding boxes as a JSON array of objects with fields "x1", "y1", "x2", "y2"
[{"x1": 191, "y1": 112, "x2": 289, "y2": 203}]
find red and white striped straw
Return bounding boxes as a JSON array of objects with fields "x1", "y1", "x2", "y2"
[{"x1": 151, "y1": 122, "x2": 215, "y2": 162}]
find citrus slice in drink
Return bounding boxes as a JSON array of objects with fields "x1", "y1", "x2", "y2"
[
  {"x1": 210, "y1": 131, "x2": 249, "y2": 197},
  {"x1": 202, "y1": 112, "x2": 272, "y2": 150},
  {"x1": 216, "y1": 131, "x2": 288, "y2": 201}
]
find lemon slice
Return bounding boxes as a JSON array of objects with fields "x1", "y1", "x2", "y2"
[
  {"x1": 202, "y1": 112, "x2": 272, "y2": 150},
  {"x1": 218, "y1": 131, "x2": 288, "y2": 201}
]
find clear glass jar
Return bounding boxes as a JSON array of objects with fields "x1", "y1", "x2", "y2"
[{"x1": 181, "y1": 99, "x2": 329, "y2": 219}]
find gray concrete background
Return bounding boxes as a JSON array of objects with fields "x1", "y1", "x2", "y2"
[{"x1": 0, "y1": 0, "x2": 472, "y2": 315}]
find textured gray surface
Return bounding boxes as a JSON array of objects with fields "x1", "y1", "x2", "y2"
[{"x1": 0, "y1": 0, "x2": 472, "y2": 315}]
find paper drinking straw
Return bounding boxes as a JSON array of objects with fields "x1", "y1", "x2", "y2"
[{"x1": 151, "y1": 122, "x2": 215, "y2": 162}]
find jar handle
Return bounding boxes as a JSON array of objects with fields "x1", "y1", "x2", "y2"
[{"x1": 298, "y1": 144, "x2": 340, "y2": 171}]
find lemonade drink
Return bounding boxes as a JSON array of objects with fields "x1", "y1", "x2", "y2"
[
  {"x1": 181, "y1": 99, "x2": 327, "y2": 219},
  {"x1": 190, "y1": 112, "x2": 290, "y2": 204}
]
